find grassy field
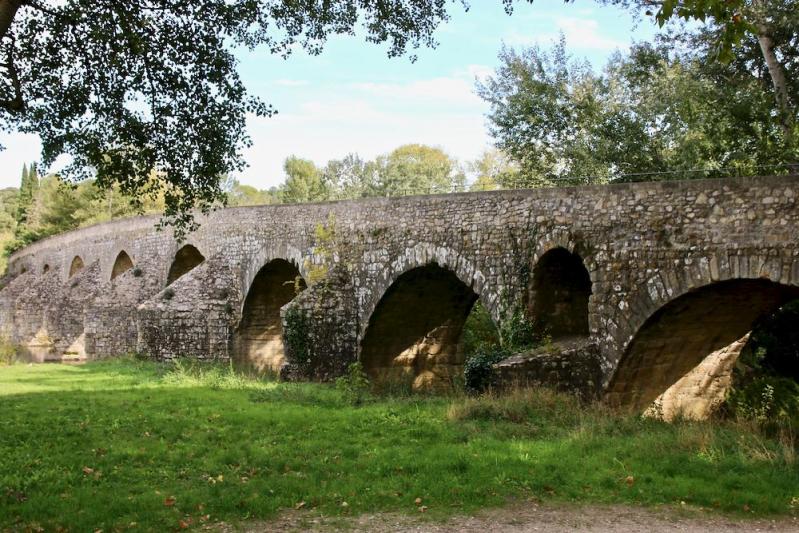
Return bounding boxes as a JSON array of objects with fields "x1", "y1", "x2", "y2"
[{"x1": 0, "y1": 359, "x2": 797, "y2": 531}]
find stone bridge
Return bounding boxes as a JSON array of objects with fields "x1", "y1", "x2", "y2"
[{"x1": 2, "y1": 175, "x2": 798, "y2": 414}]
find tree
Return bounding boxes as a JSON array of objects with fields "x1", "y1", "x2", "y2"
[
  {"x1": 0, "y1": 0, "x2": 537, "y2": 234},
  {"x1": 322, "y1": 154, "x2": 376, "y2": 200},
  {"x1": 15, "y1": 160, "x2": 37, "y2": 223},
  {"x1": 614, "y1": 0, "x2": 797, "y2": 138},
  {"x1": 280, "y1": 156, "x2": 327, "y2": 204},
  {"x1": 226, "y1": 179, "x2": 277, "y2": 207},
  {"x1": 478, "y1": 33, "x2": 795, "y2": 185},
  {"x1": 371, "y1": 144, "x2": 464, "y2": 196},
  {"x1": 468, "y1": 149, "x2": 520, "y2": 191}
]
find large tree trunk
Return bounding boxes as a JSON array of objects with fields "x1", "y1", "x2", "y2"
[
  {"x1": 752, "y1": 4, "x2": 794, "y2": 139},
  {"x1": 0, "y1": 0, "x2": 23, "y2": 41}
]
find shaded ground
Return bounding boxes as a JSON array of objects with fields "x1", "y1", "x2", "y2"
[{"x1": 228, "y1": 502, "x2": 799, "y2": 532}]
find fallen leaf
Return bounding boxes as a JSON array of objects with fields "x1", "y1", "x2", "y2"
[
  {"x1": 178, "y1": 519, "x2": 190, "y2": 529},
  {"x1": 341, "y1": 501, "x2": 348, "y2": 508},
  {"x1": 164, "y1": 496, "x2": 176, "y2": 507},
  {"x1": 82, "y1": 467, "x2": 94, "y2": 475},
  {"x1": 414, "y1": 497, "x2": 423, "y2": 506},
  {"x1": 419, "y1": 505, "x2": 428, "y2": 513},
  {"x1": 625, "y1": 475, "x2": 635, "y2": 486},
  {"x1": 295, "y1": 501, "x2": 306, "y2": 510}
]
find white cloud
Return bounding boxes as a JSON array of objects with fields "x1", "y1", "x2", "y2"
[
  {"x1": 237, "y1": 93, "x2": 490, "y2": 188},
  {"x1": 555, "y1": 17, "x2": 626, "y2": 51},
  {"x1": 504, "y1": 16, "x2": 627, "y2": 52},
  {"x1": 350, "y1": 76, "x2": 482, "y2": 106}
]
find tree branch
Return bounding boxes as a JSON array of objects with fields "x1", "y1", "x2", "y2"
[
  {"x1": 0, "y1": 0, "x2": 22, "y2": 41},
  {"x1": 0, "y1": 34, "x2": 24, "y2": 112}
]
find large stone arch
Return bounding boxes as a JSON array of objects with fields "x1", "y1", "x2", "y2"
[
  {"x1": 358, "y1": 244, "x2": 497, "y2": 390},
  {"x1": 231, "y1": 257, "x2": 307, "y2": 373},
  {"x1": 360, "y1": 263, "x2": 481, "y2": 390},
  {"x1": 605, "y1": 252, "x2": 799, "y2": 413},
  {"x1": 358, "y1": 243, "x2": 497, "y2": 345},
  {"x1": 166, "y1": 244, "x2": 205, "y2": 286}
]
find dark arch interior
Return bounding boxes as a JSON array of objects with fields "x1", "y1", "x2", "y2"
[
  {"x1": 166, "y1": 245, "x2": 205, "y2": 285},
  {"x1": 111, "y1": 251, "x2": 134, "y2": 280},
  {"x1": 232, "y1": 259, "x2": 306, "y2": 373},
  {"x1": 42, "y1": 264, "x2": 50, "y2": 274},
  {"x1": 69, "y1": 256, "x2": 84, "y2": 278},
  {"x1": 606, "y1": 279, "x2": 799, "y2": 411},
  {"x1": 530, "y1": 248, "x2": 592, "y2": 338},
  {"x1": 360, "y1": 263, "x2": 479, "y2": 390}
]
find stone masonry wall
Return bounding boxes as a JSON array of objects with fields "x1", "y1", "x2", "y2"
[{"x1": 1, "y1": 175, "x2": 798, "y2": 404}]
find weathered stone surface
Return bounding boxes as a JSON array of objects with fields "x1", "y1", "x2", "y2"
[
  {"x1": 493, "y1": 337, "x2": 603, "y2": 401},
  {"x1": 1, "y1": 175, "x2": 797, "y2": 410},
  {"x1": 644, "y1": 334, "x2": 749, "y2": 421}
]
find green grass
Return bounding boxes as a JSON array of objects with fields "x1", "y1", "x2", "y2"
[{"x1": 0, "y1": 359, "x2": 797, "y2": 531}]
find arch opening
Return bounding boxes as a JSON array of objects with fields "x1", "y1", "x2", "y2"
[
  {"x1": 111, "y1": 251, "x2": 133, "y2": 280},
  {"x1": 232, "y1": 259, "x2": 306, "y2": 373},
  {"x1": 42, "y1": 264, "x2": 50, "y2": 274},
  {"x1": 360, "y1": 263, "x2": 479, "y2": 391},
  {"x1": 69, "y1": 256, "x2": 84, "y2": 278},
  {"x1": 606, "y1": 279, "x2": 799, "y2": 416},
  {"x1": 530, "y1": 247, "x2": 591, "y2": 338},
  {"x1": 166, "y1": 245, "x2": 205, "y2": 285}
]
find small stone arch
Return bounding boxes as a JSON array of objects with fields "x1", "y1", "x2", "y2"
[
  {"x1": 110, "y1": 250, "x2": 134, "y2": 280},
  {"x1": 231, "y1": 258, "x2": 306, "y2": 373},
  {"x1": 166, "y1": 244, "x2": 205, "y2": 285},
  {"x1": 69, "y1": 256, "x2": 85, "y2": 278},
  {"x1": 238, "y1": 243, "x2": 306, "y2": 318},
  {"x1": 529, "y1": 247, "x2": 592, "y2": 338}
]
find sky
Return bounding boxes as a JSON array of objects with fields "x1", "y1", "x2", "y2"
[{"x1": 0, "y1": 1, "x2": 659, "y2": 190}]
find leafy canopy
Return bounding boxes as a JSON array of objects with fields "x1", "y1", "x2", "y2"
[{"x1": 1, "y1": 0, "x2": 506, "y2": 235}]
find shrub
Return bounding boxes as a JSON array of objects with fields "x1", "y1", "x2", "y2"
[
  {"x1": 335, "y1": 361, "x2": 371, "y2": 406},
  {"x1": 448, "y1": 386, "x2": 583, "y2": 426},
  {"x1": 464, "y1": 345, "x2": 509, "y2": 394},
  {"x1": 0, "y1": 336, "x2": 18, "y2": 365}
]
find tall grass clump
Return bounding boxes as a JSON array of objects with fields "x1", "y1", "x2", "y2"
[
  {"x1": 0, "y1": 335, "x2": 19, "y2": 365},
  {"x1": 160, "y1": 357, "x2": 270, "y2": 390}
]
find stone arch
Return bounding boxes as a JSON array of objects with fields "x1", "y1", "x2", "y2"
[
  {"x1": 110, "y1": 250, "x2": 134, "y2": 280},
  {"x1": 166, "y1": 244, "x2": 205, "y2": 285},
  {"x1": 238, "y1": 243, "x2": 306, "y2": 317},
  {"x1": 360, "y1": 262, "x2": 484, "y2": 390},
  {"x1": 69, "y1": 256, "x2": 84, "y2": 278},
  {"x1": 605, "y1": 278, "x2": 799, "y2": 412},
  {"x1": 358, "y1": 243, "x2": 496, "y2": 344},
  {"x1": 231, "y1": 258, "x2": 306, "y2": 373},
  {"x1": 530, "y1": 247, "x2": 591, "y2": 338}
]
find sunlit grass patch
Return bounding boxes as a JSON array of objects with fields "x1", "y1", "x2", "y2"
[{"x1": 0, "y1": 359, "x2": 796, "y2": 531}]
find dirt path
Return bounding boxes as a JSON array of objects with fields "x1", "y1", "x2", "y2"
[{"x1": 216, "y1": 502, "x2": 799, "y2": 532}]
